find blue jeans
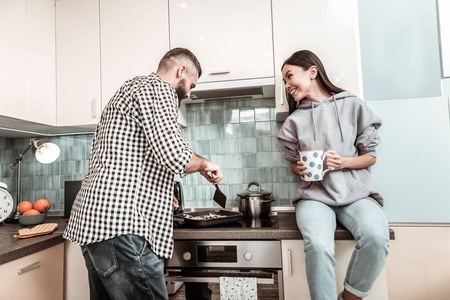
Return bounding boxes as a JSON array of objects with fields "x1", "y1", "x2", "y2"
[
  {"x1": 296, "y1": 198, "x2": 389, "y2": 299},
  {"x1": 81, "y1": 234, "x2": 168, "y2": 300}
]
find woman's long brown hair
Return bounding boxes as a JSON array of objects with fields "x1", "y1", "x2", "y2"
[{"x1": 282, "y1": 50, "x2": 345, "y2": 115}]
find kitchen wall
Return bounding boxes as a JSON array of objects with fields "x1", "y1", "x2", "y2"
[
  {"x1": 0, "y1": 97, "x2": 296, "y2": 215},
  {"x1": 0, "y1": 135, "x2": 91, "y2": 214},
  {"x1": 177, "y1": 98, "x2": 296, "y2": 208}
]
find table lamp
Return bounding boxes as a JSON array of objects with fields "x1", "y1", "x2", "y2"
[{"x1": 10, "y1": 138, "x2": 60, "y2": 209}]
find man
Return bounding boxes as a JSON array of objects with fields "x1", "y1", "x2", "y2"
[{"x1": 63, "y1": 48, "x2": 222, "y2": 300}]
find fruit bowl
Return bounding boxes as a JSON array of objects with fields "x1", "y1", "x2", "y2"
[{"x1": 18, "y1": 213, "x2": 47, "y2": 226}]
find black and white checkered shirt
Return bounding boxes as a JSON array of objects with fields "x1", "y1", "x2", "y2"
[{"x1": 63, "y1": 73, "x2": 193, "y2": 258}]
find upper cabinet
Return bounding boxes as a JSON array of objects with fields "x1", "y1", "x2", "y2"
[
  {"x1": 358, "y1": 0, "x2": 441, "y2": 100},
  {"x1": 0, "y1": 0, "x2": 27, "y2": 120},
  {"x1": 1, "y1": 0, "x2": 370, "y2": 131},
  {"x1": 0, "y1": 0, "x2": 56, "y2": 126},
  {"x1": 169, "y1": 0, "x2": 274, "y2": 85},
  {"x1": 272, "y1": 0, "x2": 363, "y2": 121},
  {"x1": 100, "y1": 0, "x2": 170, "y2": 109},
  {"x1": 56, "y1": 0, "x2": 101, "y2": 127},
  {"x1": 55, "y1": 0, "x2": 169, "y2": 127}
]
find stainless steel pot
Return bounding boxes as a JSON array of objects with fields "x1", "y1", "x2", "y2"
[{"x1": 236, "y1": 182, "x2": 274, "y2": 217}]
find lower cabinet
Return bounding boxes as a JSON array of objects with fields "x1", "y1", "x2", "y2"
[
  {"x1": 0, "y1": 243, "x2": 64, "y2": 300},
  {"x1": 282, "y1": 240, "x2": 389, "y2": 300},
  {"x1": 64, "y1": 241, "x2": 89, "y2": 300}
]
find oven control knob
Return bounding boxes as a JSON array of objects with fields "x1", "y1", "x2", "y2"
[
  {"x1": 244, "y1": 252, "x2": 252, "y2": 261},
  {"x1": 182, "y1": 252, "x2": 192, "y2": 261}
]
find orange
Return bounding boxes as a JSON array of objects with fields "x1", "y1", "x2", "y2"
[
  {"x1": 23, "y1": 209, "x2": 41, "y2": 215},
  {"x1": 33, "y1": 199, "x2": 51, "y2": 213},
  {"x1": 17, "y1": 201, "x2": 33, "y2": 214}
]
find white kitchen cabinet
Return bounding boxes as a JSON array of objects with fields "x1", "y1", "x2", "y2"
[
  {"x1": 169, "y1": 0, "x2": 274, "y2": 85},
  {"x1": 56, "y1": 0, "x2": 101, "y2": 127},
  {"x1": 367, "y1": 97, "x2": 450, "y2": 223},
  {"x1": 100, "y1": 0, "x2": 169, "y2": 109},
  {"x1": 272, "y1": 0, "x2": 363, "y2": 122},
  {"x1": 56, "y1": 0, "x2": 181, "y2": 127},
  {"x1": 0, "y1": 243, "x2": 64, "y2": 300},
  {"x1": 0, "y1": 0, "x2": 27, "y2": 120},
  {"x1": 99, "y1": 0, "x2": 189, "y2": 126},
  {"x1": 0, "y1": 0, "x2": 56, "y2": 125},
  {"x1": 64, "y1": 241, "x2": 89, "y2": 300},
  {"x1": 282, "y1": 240, "x2": 389, "y2": 299},
  {"x1": 385, "y1": 227, "x2": 450, "y2": 299},
  {"x1": 27, "y1": 0, "x2": 57, "y2": 125},
  {"x1": 358, "y1": 0, "x2": 441, "y2": 101}
]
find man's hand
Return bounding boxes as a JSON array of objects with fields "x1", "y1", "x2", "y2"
[
  {"x1": 186, "y1": 153, "x2": 223, "y2": 184},
  {"x1": 173, "y1": 196, "x2": 179, "y2": 210},
  {"x1": 199, "y1": 162, "x2": 223, "y2": 185}
]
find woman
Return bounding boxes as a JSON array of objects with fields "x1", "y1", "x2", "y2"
[{"x1": 277, "y1": 50, "x2": 389, "y2": 300}]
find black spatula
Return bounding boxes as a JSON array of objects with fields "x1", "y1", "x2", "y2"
[{"x1": 213, "y1": 184, "x2": 227, "y2": 208}]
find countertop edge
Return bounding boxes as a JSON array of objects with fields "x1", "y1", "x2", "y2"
[
  {"x1": 172, "y1": 229, "x2": 395, "y2": 240},
  {"x1": 0, "y1": 214, "x2": 395, "y2": 266},
  {"x1": 0, "y1": 234, "x2": 65, "y2": 265}
]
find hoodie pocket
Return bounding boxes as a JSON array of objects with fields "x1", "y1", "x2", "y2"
[
  {"x1": 297, "y1": 181, "x2": 313, "y2": 199},
  {"x1": 343, "y1": 170, "x2": 369, "y2": 194}
]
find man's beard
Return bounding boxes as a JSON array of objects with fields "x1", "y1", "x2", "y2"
[{"x1": 175, "y1": 79, "x2": 187, "y2": 107}]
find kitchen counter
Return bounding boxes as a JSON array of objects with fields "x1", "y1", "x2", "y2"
[
  {"x1": 0, "y1": 213, "x2": 395, "y2": 266},
  {"x1": 0, "y1": 217, "x2": 68, "y2": 265},
  {"x1": 173, "y1": 211, "x2": 396, "y2": 241}
]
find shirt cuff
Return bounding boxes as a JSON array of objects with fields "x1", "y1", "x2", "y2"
[{"x1": 176, "y1": 147, "x2": 193, "y2": 178}]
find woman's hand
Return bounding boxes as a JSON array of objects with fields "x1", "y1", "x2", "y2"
[
  {"x1": 292, "y1": 161, "x2": 308, "y2": 180},
  {"x1": 324, "y1": 150, "x2": 343, "y2": 171},
  {"x1": 324, "y1": 150, "x2": 376, "y2": 171}
]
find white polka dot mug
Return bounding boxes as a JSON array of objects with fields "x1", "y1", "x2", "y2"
[{"x1": 298, "y1": 149, "x2": 329, "y2": 181}]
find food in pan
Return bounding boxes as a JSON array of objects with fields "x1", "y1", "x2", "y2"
[{"x1": 182, "y1": 213, "x2": 227, "y2": 220}]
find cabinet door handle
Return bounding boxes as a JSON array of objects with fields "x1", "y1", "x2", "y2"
[
  {"x1": 17, "y1": 261, "x2": 41, "y2": 275},
  {"x1": 165, "y1": 276, "x2": 274, "y2": 285},
  {"x1": 280, "y1": 83, "x2": 286, "y2": 105},
  {"x1": 287, "y1": 249, "x2": 292, "y2": 276},
  {"x1": 209, "y1": 70, "x2": 231, "y2": 75},
  {"x1": 92, "y1": 98, "x2": 97, "y2": 118}
]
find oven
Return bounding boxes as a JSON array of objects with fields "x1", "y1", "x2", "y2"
[{"x1": 165, "y1": 240, "x2": 284, "y2": 300}]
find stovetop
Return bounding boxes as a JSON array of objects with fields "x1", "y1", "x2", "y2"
[
  {"x1": 230, "y1": 215, "x2": 278, "y2": 229},
  {"x1": 173, "y1": 214, "x2": 278, "y2": 229}
]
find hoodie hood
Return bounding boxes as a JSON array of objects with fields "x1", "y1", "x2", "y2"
[
  {"x1": 296, "y1": 91, "x2": 355, "y2": 142},
  {"x1": 296, "y1": 91, "x2": 355, "y2": 109}
]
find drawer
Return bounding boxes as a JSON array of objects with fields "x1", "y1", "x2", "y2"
[{"x1": 0, "y1": 243, "x2": 64, "y2": 300}]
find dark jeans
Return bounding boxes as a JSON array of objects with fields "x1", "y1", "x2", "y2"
[{"x1": 81, "y1": 234, "x2": 168, "y2": 300}]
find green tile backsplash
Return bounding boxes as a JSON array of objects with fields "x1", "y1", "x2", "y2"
[
  {"x1": 0, "y1": 98, "x2": 299, "y2": 215},
  {"x1": 0, "y1": 135, "x2": 91, "y2": 215},
  {"x1": 177, "y1": 98, "x2": 296, "y2": 208}
]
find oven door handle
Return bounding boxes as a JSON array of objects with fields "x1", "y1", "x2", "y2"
[{"x1": 165, "y1": 276, "x2": 274, "y2": 285}]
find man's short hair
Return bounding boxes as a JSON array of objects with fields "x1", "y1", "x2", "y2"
[{"x1": 158, "y1": 48, "x2": 202, "y2": 78}]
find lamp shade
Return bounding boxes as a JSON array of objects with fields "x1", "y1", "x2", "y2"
[{"x1": 33, "y1": 140, "x2": 60, "y2": 164}]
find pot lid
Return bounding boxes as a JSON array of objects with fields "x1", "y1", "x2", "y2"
[{"x1": 237, "y1": 182, "x2": 272, "y2": 197}]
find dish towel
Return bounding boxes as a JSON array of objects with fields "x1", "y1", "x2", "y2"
[
  {"x1": 14, "y1": 223, "x2": 58, "y2": 238},
  {"x1": 220, "y1": 277, "x2": 257, "y2": 300}
]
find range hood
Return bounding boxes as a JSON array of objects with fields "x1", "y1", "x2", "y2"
[{"x1": 187, "y1": 77, "x2": 275, "y2": 103}]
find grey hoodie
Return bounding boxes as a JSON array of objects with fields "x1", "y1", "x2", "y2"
[{"x1": 277, "y1": 91, "x2": 384, "y2": 207}]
